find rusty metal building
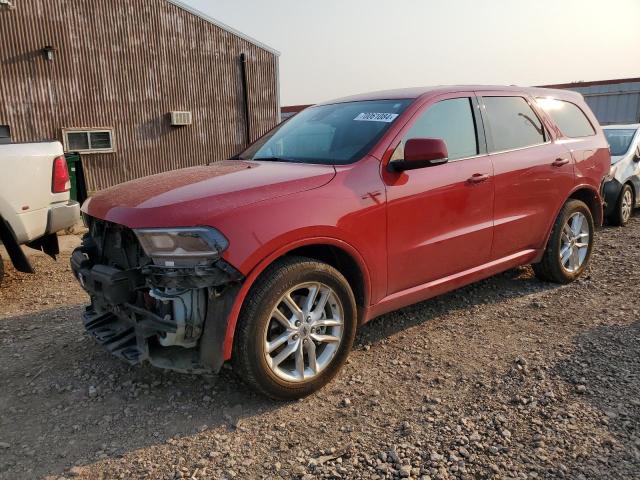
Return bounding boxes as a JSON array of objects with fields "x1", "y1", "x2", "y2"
[{"x1": 0, "y1": 0, "x2": 280, "y2": 194}]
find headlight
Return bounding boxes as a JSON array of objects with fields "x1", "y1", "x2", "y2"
[{"x1": 134, "y1": 227, "x2": 229, "y2": 267}]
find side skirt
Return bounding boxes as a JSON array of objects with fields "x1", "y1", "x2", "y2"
[{"x1": 365, "y1": 249, "x2": 540, "y2": 321}]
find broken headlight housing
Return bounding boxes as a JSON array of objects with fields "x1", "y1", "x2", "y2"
[{"x1": 134, "y1": 227, "x2": 229, "y2": 267}]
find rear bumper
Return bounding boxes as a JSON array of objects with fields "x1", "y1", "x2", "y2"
[{"x1": 46, "y1": 200, "x2": 80, "y2": 234}]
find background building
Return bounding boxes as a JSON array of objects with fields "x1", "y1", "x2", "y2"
[
  {"x1": 0, "y1": 0, "x2": 280, "y2": 195},
  {"x1": 541, "y1": 77, "x2": 640, "y2": 126}
]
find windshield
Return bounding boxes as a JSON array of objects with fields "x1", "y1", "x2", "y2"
[
  {"x1": 604, "y1": 128, "x2": 637, "y2": 156},
  {"x1": 238, "y1": 100, "x2": 412, "y2": 165}
]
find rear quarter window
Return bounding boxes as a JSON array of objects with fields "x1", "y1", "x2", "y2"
[{"x1": 536, "y1": 98, "x2": 596, "y2": 138}]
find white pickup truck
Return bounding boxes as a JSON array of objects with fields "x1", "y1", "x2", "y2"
[{"x1": 0, "y1": 141, "x2": 80, "y2": 284}]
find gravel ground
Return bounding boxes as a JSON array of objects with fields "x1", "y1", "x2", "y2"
[{"x1": 0, "y1": 218, "x2": 639, "y2": 480}]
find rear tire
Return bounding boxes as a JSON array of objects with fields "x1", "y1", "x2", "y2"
[
  {"x1": 233, "y1": 256, "x2": 357, "y2": 400},
  {"x1": 609, "y1": 183, "x2": 634, "y2": 227},
  {"x1": 533, "y1": 199, "x2": 594, "y2": 284}
]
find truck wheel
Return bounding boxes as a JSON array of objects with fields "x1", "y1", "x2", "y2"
[
  {"x1": 609, "y1": 184, "x2": 634, "y2": 227},
  {"x1": 233, "y1": 256, "x2": 357, "y2": 400},
  {"x1": 533, "y1": 199, "x2": 594, "y2": 284}
]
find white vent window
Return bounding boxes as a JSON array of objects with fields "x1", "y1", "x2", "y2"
[
  {"x1": 170, "y1": 111, "x2": 192, "y2": 126},
  {"x1": 63, "y1": 129, "x2": 115, "y2": 153}
]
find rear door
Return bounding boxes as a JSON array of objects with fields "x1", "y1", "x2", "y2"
[
  {"x1": 383, "y1": 94, "x2": 494, "y2": 294},
  {"x1": 478, "y1": 93, "x2": 575, "y2": 259}
]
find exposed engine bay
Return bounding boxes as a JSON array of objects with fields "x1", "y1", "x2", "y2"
[{"x1": 70, "y1": 216, "x2": 243, "y2": 372}]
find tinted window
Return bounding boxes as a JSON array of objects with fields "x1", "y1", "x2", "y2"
[
  {"x1": 67, "y1": 132, "x2": 90, "y2": 150},
  {"x1": 537, "y1": 98, "x2": 595, "y2": 138},
  {"x1": 483, "y1": 96, "x2": 546, "y2": 151},
  {"x1": 392, "y1": 98, "x2": 478, "y2": 161},
  {"x1": 0, "y1": 125, "x2": 10, "y2": 144},
  {"x1": 604, "y1": 128, "x2": 637, "y2": 156},
  {"x1": 239, "y1": 100, "x2": 412, "y2": 165}
]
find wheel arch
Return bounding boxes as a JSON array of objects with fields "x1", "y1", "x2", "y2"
[
  {"x1": 221, "y1": 237, "x2": 371, "y2": 361},
  {"x1": 536, "y1": 185, "x2": 602, "y2": 264},
  {"x1": 568, "y1": 185, "x2": 603, "y2": 227},
  {"x1": 0, "y1": 215, "x2": 34, "y2": 273}
]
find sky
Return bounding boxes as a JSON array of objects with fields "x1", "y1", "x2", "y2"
[{"x1": 185, "y1": 0, "x2": 640, "y2": 106}]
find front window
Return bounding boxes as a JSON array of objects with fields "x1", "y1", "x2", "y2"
[
  {"x1": 604, "y1": 128, "x2": 637, "y2": 157},
  {"x1": 391, "y1": 97, "x2": 479, "y2": 161},
  {"x1": 239, "y1": 100, "x2": 412, "y2": 165}
]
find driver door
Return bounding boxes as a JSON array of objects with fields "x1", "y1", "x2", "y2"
[{"x1": 383, "y1": 94, "x2": 495, "y2": 295}]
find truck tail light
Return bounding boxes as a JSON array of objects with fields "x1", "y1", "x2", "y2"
[{"x1": 52, "y1": 155, "x2": 71, "y2": 193}]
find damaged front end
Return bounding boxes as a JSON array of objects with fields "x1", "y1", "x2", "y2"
[{"x1": 70, "y1": 217, "x2": 243, "y2": 373}]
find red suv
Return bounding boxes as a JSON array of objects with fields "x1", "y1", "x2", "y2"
[{"x1": 72, "y1": 86, "x2": 610, "y2": 399}]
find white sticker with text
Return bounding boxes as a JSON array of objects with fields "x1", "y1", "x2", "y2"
[{"x1": 354, "y1": 112, "x2": 399, "y2": 123}]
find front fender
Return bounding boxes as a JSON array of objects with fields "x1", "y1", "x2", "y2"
[{"x1": 220, "y1": 236, "x2": 372, "y2": 361}]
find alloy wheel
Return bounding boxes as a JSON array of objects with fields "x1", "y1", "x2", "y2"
[
  {"x1": 264, "y1": 282, "x2": 343, "y2": 382},
  {"x1": 559, "y1": 212, "x2": 590, "y2": 273},
  {"x1": 621, "y1": 188, "x2": 633, "y2": 223}
]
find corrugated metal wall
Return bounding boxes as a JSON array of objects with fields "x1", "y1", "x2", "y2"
[
  {"x1": 543, "y1": 79, "x2": 640, "y2": 126},
  {"x1": 0, "y1": 0, "x2": 279, "y2": 193},
  {"x1": 570, "y1": 81, "x2": 640, "y2": 126}
]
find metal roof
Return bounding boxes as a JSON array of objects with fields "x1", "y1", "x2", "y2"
[
  {"x1": 167, "y1": 0, "x2": 281, "y2": 56},
  {"x1": 543, "y1": 78, "x2": 640, "y2": 125},
  {"x1": 540, "y1": 77, "x2": 640, "y2": 89}
]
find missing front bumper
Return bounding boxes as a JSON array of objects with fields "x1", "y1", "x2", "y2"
[
  {"x1": 71, "y1": 243, "x2": 243, "y2": 374},
  {"x1": 83, "y1": 305, "x2": 214, "y2": 372}
]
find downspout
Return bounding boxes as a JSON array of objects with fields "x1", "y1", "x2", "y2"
[
  {"x1": 239, "y1": 53, "x2": 251, "y2": 145},
  {"x1": 275, "y1": 55, "x2": 281, "y2": 123}
]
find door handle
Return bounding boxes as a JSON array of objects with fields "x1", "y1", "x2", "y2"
[
  {"x1": 467, "y1": 173, "x2": 490, "y2": 184},
  {"x1": 552, "y1": 158, "x2": 570, "y2": 167}
]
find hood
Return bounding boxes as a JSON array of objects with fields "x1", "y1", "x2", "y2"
[{"x1": 83, "y1": 160, "x2": 335, "y2": 228}]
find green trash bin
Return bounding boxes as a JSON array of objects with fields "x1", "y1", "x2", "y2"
[{"x1": 65, "y1": 153, "x2": 80, "y2": 201}]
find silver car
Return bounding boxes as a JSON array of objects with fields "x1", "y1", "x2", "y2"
[{"x1": 603, "y1": 124, "x2": 640, "y2": 226}]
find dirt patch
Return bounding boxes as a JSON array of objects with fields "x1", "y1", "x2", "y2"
[{"x1": 0, "y1": 219, "x2": 638, "y2": 479}]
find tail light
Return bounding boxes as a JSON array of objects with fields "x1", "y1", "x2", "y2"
[{"x1": 52, "y1": 155, "x2": 71, "y2": 193}]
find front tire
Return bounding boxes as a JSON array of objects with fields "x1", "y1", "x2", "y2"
[
  {"x1": 609, "y1": 183, "x2": 633, "y2": 227},
  {"x1": 233, "y1": 256, "x2": 357, "y2": 400},
  {"x1": 533, "y1": 199, "x2": 594, "y2": 284}
]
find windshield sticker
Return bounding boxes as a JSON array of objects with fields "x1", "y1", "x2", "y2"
[{"x1": 354, "y1": 112, "x2": 399, "y2": 123}]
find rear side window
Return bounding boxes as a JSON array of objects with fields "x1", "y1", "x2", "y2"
[
  {"x1": 392, "y1": 97, "x2": 478, "y2": 161},
  {"x1": 536, "y1": 98, "x2": 595, "y2": 138},
  {"x1": 483, "y1": 96, "x2": 546, "y2": 152}
]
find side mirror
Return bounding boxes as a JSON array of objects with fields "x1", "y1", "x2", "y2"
[
  {"x1": 635, "y1": 145, "x2": 640, "y2": 162},
  {"x1": 389, "y1": 138, "x2": 449, "y2": 172}
]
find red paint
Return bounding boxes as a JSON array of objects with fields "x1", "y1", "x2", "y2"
[
  {"x1": 404, "y1": 138, "x2": 448, "y2": 162},
  {"x1": 83, "y1": 85, "x2": 611, "y2": 362}
]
